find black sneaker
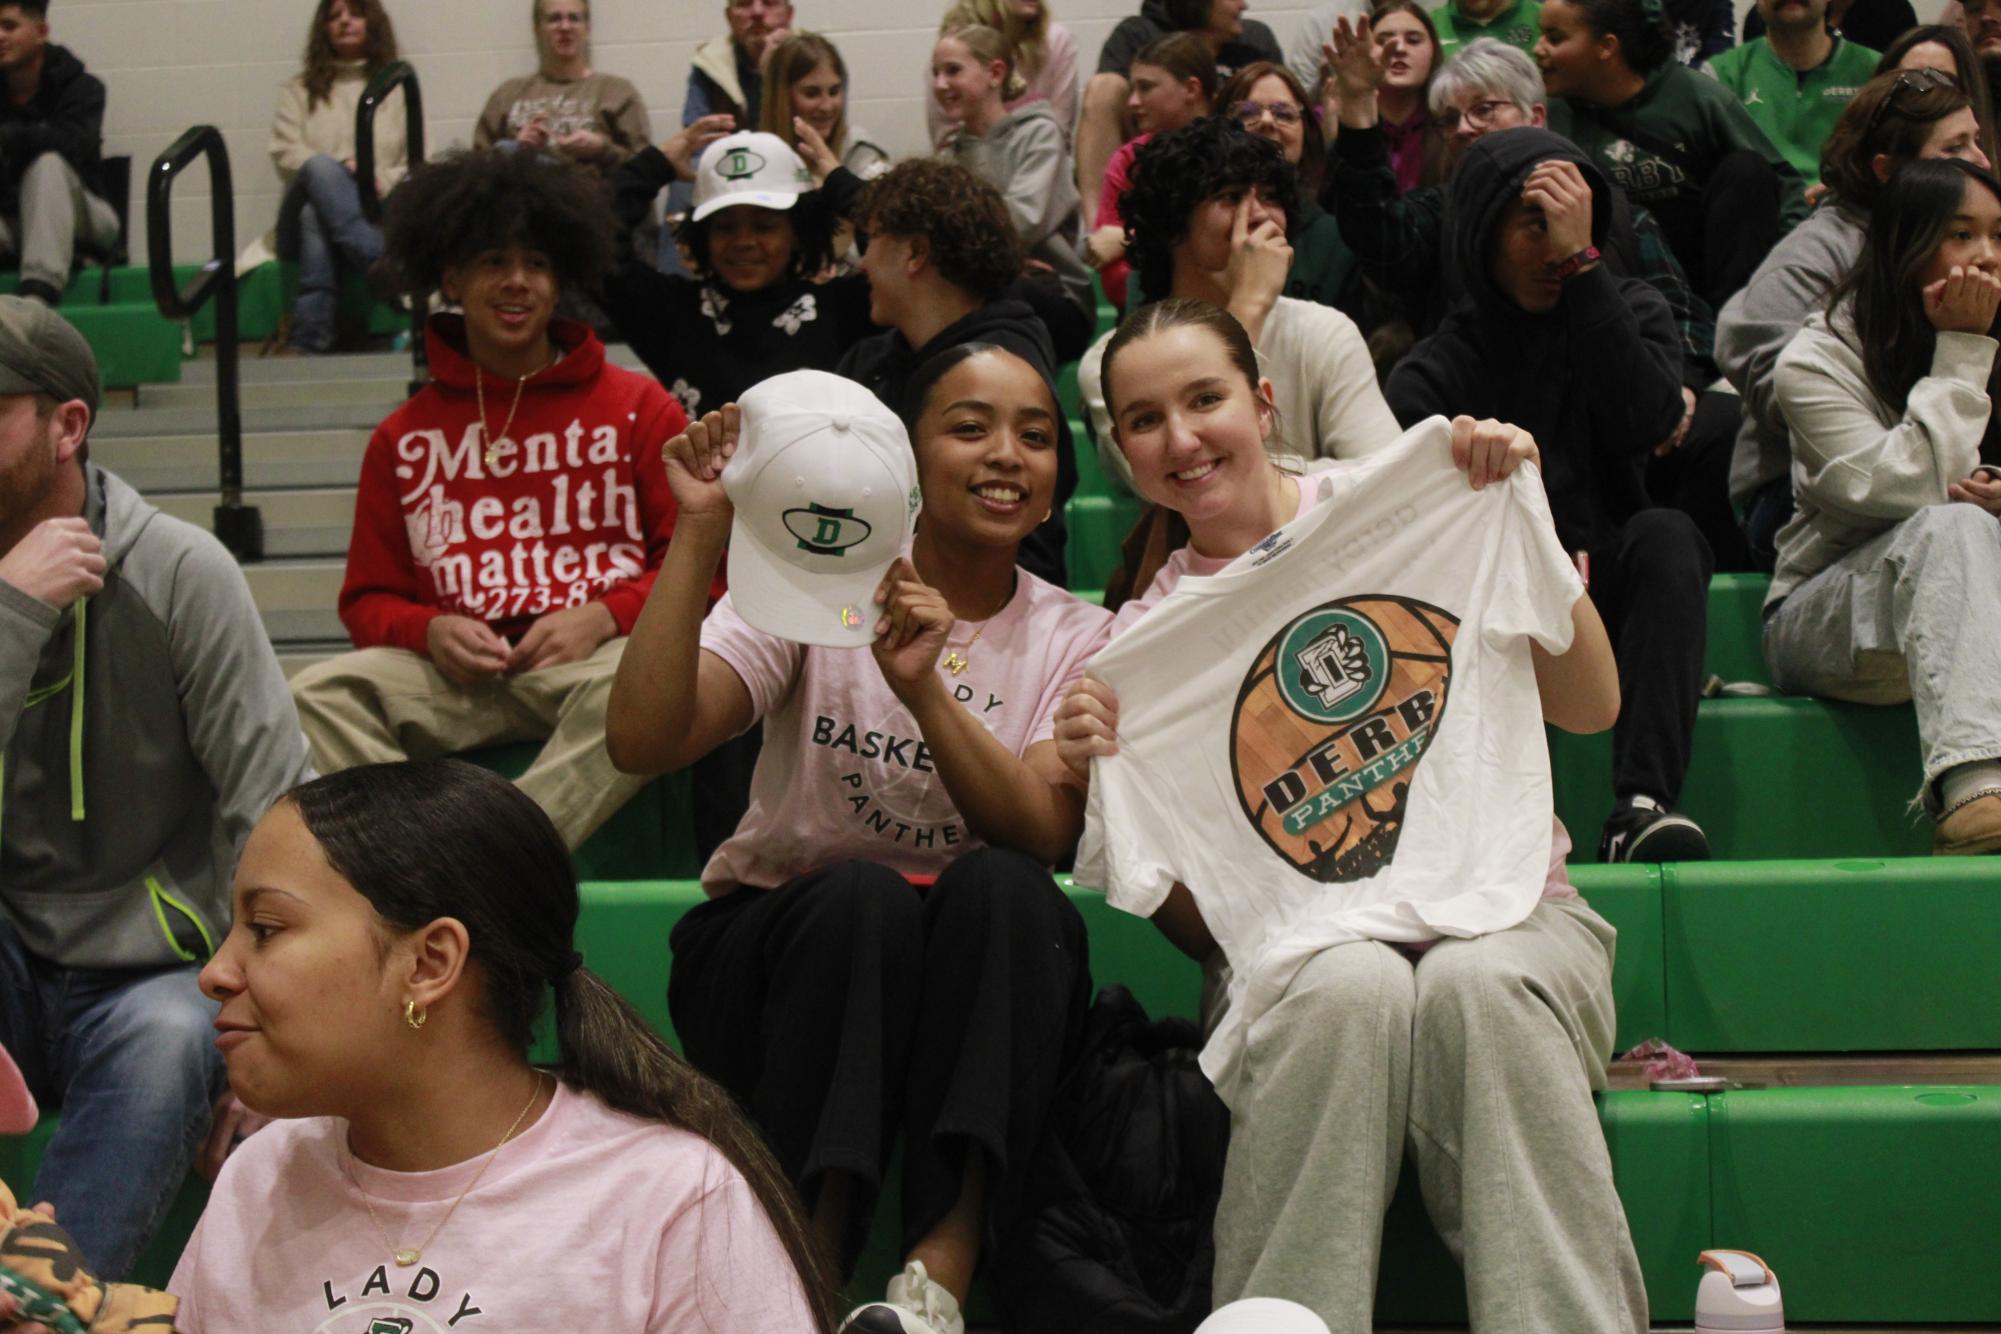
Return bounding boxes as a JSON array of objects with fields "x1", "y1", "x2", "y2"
[{"x1": 1600, "y1": 795, "x2": 1711, "y2": 863}]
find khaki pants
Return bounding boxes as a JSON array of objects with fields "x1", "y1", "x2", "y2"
[
  {"x1": 289, "y1": 639, "x2": 645, "y2": 850},
  {"x1": 0, "y1": 153, "x2": 121, "y2": 294},
  {"x1": 1210, "y1": 897, "x2": 1648, "y2": 1334}
]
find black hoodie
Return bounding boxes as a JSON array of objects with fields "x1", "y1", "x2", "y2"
[
  {"x1": 838, "y1": 298, "x2": 1078, "y2": 587},
  {"x1": 1385, "y1": 129, "x2": 1684, "y2": 554},
  {"x1": 0, "y1": 45, "x2": 104, "y2": 211}
]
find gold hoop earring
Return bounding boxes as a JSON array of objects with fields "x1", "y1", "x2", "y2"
[{"x1": 404, "y1": 1000, "x2": 427, "y2": 1031}]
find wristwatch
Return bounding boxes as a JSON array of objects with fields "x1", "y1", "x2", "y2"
[{"x1": 1554, "y1": 245, "x2": 1601, "y2": 281}]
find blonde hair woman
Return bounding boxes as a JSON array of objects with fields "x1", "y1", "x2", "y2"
[
  {"x1": 759, "y1": 31, "x2": 891, "y2": 180},
  {"x1": 926, "y1": 0, "x2": 1079, "y2": 149}
]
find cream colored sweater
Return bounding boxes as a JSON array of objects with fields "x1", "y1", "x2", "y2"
[{"x1": 269, "y1": 62, "x2": 409, "y2": 193}]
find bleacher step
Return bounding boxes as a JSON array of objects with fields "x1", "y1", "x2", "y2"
[
  {"x1": 91, "y1": 400, "x2": 388, "y2": 437},
  {"x1": 242, "y1": 559, "x2": 344, "y2": 643},
  {"x1": 1608, "y1": 1053, "x2": 2001, "y2": 1090},
  {"x1": 133, "y1": 376, "x2": 413, "y2": 412},
  {"x1": 92, "y1": 429, "x2": 368, "y2": 493},
  {"x1": 152, "y1": 488, "x2": 355, "y2": 559}
]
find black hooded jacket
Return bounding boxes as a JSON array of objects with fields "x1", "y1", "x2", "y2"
[
  {"x1": 838, "y1": 297, "x2": 1079, "y2": 587},
  {"x1": 0, "y1": 45, "x2": 104, "y2": 211},
  {"x1": 1385, "y1": 129, "x2": 1684, "y2": 553}
]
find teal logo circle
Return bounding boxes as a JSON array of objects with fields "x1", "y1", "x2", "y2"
[{"x1": 1275, "y1": 609, "x2": 1389, "y2": 724}]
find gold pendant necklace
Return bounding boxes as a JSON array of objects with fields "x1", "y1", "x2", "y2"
[
  {"x1": 942, "y1": 621, "x2": 987, "y2": 677},
  {"x1": 476, "y1": 350, "x2": 560, "y2": 469},
  {"x1": 347, "y1": 1072, "x2": 548, "y2": 1267}
]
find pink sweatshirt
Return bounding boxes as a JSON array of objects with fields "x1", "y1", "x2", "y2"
[{"x1": 170, "y1": 1081, "x2": 816, "y2": 1331}]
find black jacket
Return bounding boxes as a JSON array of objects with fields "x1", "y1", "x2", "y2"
[
  {"x1": 0, "y1": 45, "x2": 104, "y2": 211},
  {"x1": 838, "y1": 295, "x2": 1080, "y2": 587},
  {"x1": 1385, "y1": 128, "x2": 1685, "y2": 553},
  {"x1": 600, "y1": 148, "x2": 876, "y2": 419}
]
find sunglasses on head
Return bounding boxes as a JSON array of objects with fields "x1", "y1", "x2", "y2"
[{"x1": 1867, "y1": 66, "x2": 1958, "y2": 134}]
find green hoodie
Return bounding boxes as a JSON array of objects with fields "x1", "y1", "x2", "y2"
[
  {"x1": 1434, "y1": 0, "x2": 1543, "y2": 59},
  {"x1": 1551, "y1": 63, "x2": 1811, "y2": 231},
  {"x1": 0, "y1": 466, "x2": 312, "y2": 969},
  {"x1": 1704, "y1": 35, "x2": 1880, "y2": 184}
]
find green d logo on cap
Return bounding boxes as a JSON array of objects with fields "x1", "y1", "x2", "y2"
[
  {"x1": 720, "y1": 147, "x2": 767, "y2": 181},
  {"x1": 785, "y1": 503, "x2": 872, "y2": 556}
]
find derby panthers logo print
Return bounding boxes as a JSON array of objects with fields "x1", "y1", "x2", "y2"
[{"x1": 1230, "y1": 596, "x2": 1459, "y2": 883}]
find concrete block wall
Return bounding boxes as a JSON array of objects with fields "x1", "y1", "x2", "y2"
[{"x1": 64, "y1": 0, "x2": 1940, "y2": 267}]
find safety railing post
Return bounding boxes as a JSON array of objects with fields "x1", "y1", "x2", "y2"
[{"x1": 357, "y1": 62, "x2": 428, "y2": 397}]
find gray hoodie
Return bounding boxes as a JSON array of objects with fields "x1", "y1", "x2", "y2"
[
  {"x1": 0, "y1": 466, "x2": 312, "y2": 969},
  {"x1": 943, "y1": 101, "x2": 1095, "y2": 319}
]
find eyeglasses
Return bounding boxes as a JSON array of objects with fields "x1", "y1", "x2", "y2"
[
  {"x1": 1439, "y1": 98, "x2": 1514, "y2": 132},
  {"x1": 1232, "y1": 100, "x2": 1304, "y2": 127},
  {"x1": 1867, "y1": 66, "x2": 1958, "y2": 134}
]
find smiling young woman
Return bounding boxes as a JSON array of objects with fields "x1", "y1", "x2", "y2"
[
  {"x1": 168, "y1": 760, "x2": 836, "y2": 1331},
  {"x1": 605, "y1": 346, "x2": 1111, "y2": 1334}
]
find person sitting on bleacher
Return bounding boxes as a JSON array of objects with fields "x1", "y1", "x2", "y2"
[
  {"x1": 1719, "y1": 66, "x2": 1991, "y2": 569},
  {"x1": 0, "y1": 0, "x2": 117, "y2": 308},
  {"x1": 606, "y1": 351, "x2": 1110, "y2": 1334},
  {"x1": 266, "y1": 0, "x2": 407, "y2": 357},
  {"x1": 1385, "y1": 127, "x2": 1716, "y2": 861},
  {"x1": 836, "y1": 157, "x2": 1085, "y2": 586},
  {"x1": 474, "y1": 0, "x2": 650, "y2": 175},
  {"x1": 288, "y1": 148, "x2": 686, "y2": 853},
  {"x1": 1078, "y1": 116, "x2": 1399, "y2": 489},
  {"x1": 168, "y1": 761, "x2": 837, "y2": 1331},
  {"x1": 1052, "y1": 299, "x2": 1639, "y2": 1333},
  {"x1": 1764, "y1": 157, "x2": 2001, "y2": 855},
  {"x1": 0, "y1": 298, "x2": 311, "y2": 1278}
]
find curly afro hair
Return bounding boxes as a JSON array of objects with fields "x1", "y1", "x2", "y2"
[
  {"x1": 1122, "y1": 116, "x2": 1300, "y2": 303},
  {"x1": 380, "y1": 147, "x2": 620, "y2": 297},
  {"x1": 858, "y1": 159, "x2": 1024, "y2": 303}
]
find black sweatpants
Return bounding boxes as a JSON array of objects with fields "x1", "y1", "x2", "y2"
[
  {"x1": 1587, "y1": 508, "x2": 1714, "y2": 810},
  {"x1": 667, "y1": 849, "x2": 1092, "y2": 1271},
  {"x1": 1647, "y1": 388, "x2": 1752, "y2": 573}
]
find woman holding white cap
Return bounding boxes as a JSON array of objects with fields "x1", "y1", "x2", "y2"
[{"x1": 607, "y1": 352, "x2": 1111, "y2": 1334}]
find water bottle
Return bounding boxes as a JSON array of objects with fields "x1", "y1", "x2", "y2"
[{"x1": 1695, "y1": 1249, "x2": 1784, "y2": 1333}]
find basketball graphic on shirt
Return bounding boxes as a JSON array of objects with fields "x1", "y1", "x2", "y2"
[{"x1": 1229, "y1": 596, "x2": 1459, "y2": 882}]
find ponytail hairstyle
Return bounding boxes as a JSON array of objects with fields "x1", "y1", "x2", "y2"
[
  {"x1": 1821, "y1": 68, "x2": 1974, "y2": 213},
  {"x1": 942, "y1": 22, "x2": 1029, "y2": 101},
  {"x1": 301, "y1": 0, "x2": 399, "y2": 109},
  {"x1": 1563, "y1": 0, "x2": 1674, "y2": 75},
  {"x1": 1099, "y1": 298, "x2": 1284, "y2": 455},
  {"x1": 760, "y1": 31, "x2": 852, "y2": 158},
  {"x1": 1831, "y1": 157, "x2": 2001, "y2": 463},
  {"x1": 942, "y1": 0, "x2": 1050, "y2": 82},
  {"x1": 286, "y1": 761, "x2": 839, "y2": 1334}
]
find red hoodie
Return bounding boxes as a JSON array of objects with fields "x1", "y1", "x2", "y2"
[{"x1": 340, "y1": 316, "x2": 689, "y2": 652}]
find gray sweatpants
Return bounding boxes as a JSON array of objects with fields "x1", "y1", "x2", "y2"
[
  {"x1": 1210, "y1": 897, "x2": 1647, "y2": 1334},
  {"x1": 1764, "y1": 502, "x2": 2001, "y2": 813},
  {"x1": 0, "y1": 153, "x2": 120, "y2": 295}
]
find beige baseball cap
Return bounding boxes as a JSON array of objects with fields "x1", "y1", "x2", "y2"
[{"x1": 0, "y1": 295, "x2": 100, "y2": 417}]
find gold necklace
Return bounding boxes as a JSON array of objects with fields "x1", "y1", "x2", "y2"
[
  {"x1": 942, "y1": 621, "x2": 988, "y2": 677},
  {"x1": 475, "y1": 350, "x2": 560, "y2": 468},
  {"x1": 346, "y1": 1071, "x2": 549, "y2": 1268}
]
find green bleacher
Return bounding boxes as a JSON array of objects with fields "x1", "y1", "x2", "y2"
[{"x1": 4, "y1": 280, "x2": 1995, "y2": 1327}]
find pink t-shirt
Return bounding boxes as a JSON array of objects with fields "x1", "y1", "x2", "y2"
[
  {"x1": 169, "y1": 1082, "x2": 815, "y2": 1332},
  {"x1": 700, "y1": 567, "x2": 1112, "y2": 893},
  {"x1": 1100, "y1": 469, "x2": 1579, "y2": 898}
]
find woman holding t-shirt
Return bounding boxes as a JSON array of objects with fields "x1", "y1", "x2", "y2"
[
  {"x1": 606, "y1": 345, "x2": 1110, "y2": 1334},
  {"x1": 170, "y1": 761, "x2": 833, "y2": 1331},
  {"x1": 1054, "y1": 299, "x2": 1644, "y2": 1332}
]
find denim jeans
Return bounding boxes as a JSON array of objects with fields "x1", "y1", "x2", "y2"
[
  {"x1": 1764, "y1": 503, "x2": 2001, "y2": 812},
  {"x1": 0, "y1": 919, "x2": 223, "y2": 1279},
  {"x1": 284, "y1": 154, "x2": 384, "y2": 353}
]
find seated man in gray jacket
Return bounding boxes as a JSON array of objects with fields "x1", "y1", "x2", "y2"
[{"x1": 0, "y1": 299, "x2": 312, "y2": 1278}]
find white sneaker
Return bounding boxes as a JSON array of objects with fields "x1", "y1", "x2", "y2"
[{"x1": 837, "y1": 1260, "x2": 966, "y2": 1334}]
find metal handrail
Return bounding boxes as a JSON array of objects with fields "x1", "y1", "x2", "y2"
[
  {"x1": 357, "y1": 61, "x2": 427, "y2": 393},
  {"x1": 148, "y1": 125, "x2": 260, "y2": 560}
]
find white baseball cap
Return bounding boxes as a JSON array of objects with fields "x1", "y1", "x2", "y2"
[
  {"x1": 1197, "y1": 1299, "x2": 1332, "y2": 1334},
  {"x1": 691, "y1": 131, "x2": 814, "y2": 222},
  {"x1": 722, "y1": 370, "x2": 921, "y2": 648}
]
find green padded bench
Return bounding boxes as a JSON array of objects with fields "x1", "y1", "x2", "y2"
[
  {"x1": 463, "y1": 744, "x2": 702, "y2": 882},
  {"x1": 0, "y1": 269, "x2": 181, "y2": 388},
  {"x1": 226, "y1": 261, "x2": 408, "y2": 347}
]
